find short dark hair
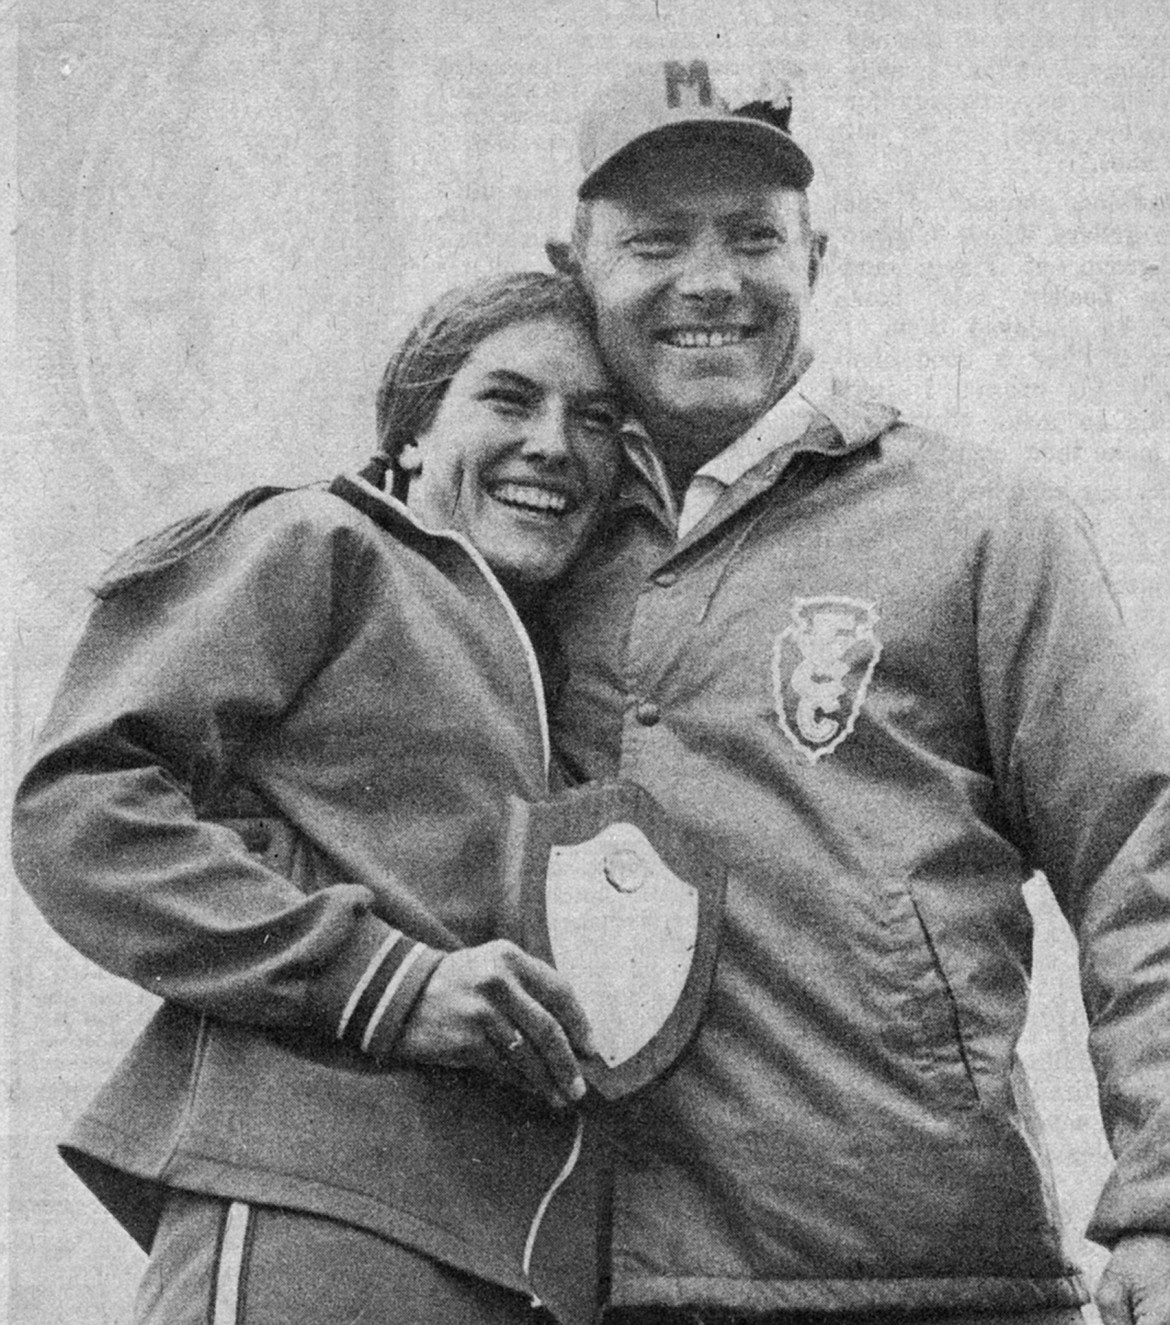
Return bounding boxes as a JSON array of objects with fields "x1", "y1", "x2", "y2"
[{"x1": 375, "y1": 271, "x2": 597, "y2": 499}]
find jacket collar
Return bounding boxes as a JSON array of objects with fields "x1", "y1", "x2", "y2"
[
  {"x1": 329, "y1": 473, "x2": 553, "y2": 777},
  {"x1": 689, "y1": 359, "x2": 831, "y2": 492},
  {"x1": 614, "y1": 373, "x2": 901, "y2": 538}
]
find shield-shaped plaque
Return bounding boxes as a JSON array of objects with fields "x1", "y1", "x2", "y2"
[{"x1": 502, "y1": 781, "x2": 726, "y2": 1099}]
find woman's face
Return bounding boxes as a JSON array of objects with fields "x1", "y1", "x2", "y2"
[{"x1": 400, "y1": 315, "x2": 623, "y2": 591}]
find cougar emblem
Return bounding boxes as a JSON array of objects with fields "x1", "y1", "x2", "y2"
[{"x1": 772, "y1": 597, "x2": 881, "y2": 763}]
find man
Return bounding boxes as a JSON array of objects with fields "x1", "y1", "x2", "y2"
[{"x1": 546, "y1": 57, "x2": 1170, "y2": 1325}]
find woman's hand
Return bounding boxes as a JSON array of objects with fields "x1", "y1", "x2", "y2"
[{"x1": 395, "y1": 940, "x2": 598, "y2": 1109}]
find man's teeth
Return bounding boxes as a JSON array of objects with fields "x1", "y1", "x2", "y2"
[
  {"x1": 493, "y1": 483, "x2": 569, "y2": 513},
  {"x1": 665, "y1": 328, "x2": 746, "y2": 348}
]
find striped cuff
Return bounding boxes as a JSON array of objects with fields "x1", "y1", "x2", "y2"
[{"x1": 336, "y1": 933, "x2": 444, "y2": 1062}]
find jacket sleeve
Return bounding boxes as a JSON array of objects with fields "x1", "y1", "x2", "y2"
[
  {"x1": 10, "y1": 497, "x2": 443, "y2": 1064},
  {"x1": 972, "y1": 477, "x2": 1170, "y2": 1244}
]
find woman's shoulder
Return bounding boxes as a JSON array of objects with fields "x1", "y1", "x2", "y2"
[
  {"x1": 94, "y1": 478, "x2": 393, "y2": 601},
  {"x1": 245, "y1": 481, "x2": 426, "y2": 550},
  {"x1": 235, "y1": 484, "x2": 352, "y2": 540}
]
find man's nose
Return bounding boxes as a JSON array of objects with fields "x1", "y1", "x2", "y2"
[{"x1": 675, "y1": 236, "x2": 740, "y2": 301}]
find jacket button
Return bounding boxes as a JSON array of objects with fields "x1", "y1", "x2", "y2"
[{"x1": 635, "y1": 700, "x2": 662, "y2": 726}]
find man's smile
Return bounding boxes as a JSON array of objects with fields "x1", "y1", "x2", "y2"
[{"x1": 657, "y1": 327, "x2": 754, "y2": 349}]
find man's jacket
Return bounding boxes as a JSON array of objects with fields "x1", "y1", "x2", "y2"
[{"x1": 552, "y1": 388, "x2": 1170, "y2": 1317}]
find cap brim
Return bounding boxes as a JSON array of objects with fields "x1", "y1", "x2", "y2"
[{"x1": 579, "y1": 118, "x2": 814, "y2": 199}]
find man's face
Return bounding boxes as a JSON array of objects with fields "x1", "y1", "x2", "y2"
[{"x1": 575, "y1": 143, "x2": 821, "y2": 464}]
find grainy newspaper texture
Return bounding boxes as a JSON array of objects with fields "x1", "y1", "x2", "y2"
[{"x1": 3, "y1": 1, "x2": 1168, "y2": 1320}]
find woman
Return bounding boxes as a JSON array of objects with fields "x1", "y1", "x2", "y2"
[{"x1": 12, "y1": 272, "x2": 626, "y2": 1325}]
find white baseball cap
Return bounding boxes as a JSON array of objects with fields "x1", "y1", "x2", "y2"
[{"x1": 577, "y1": 57, "x2": 814, "y2": 198}]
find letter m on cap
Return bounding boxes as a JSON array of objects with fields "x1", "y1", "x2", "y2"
[{"x1": 664, "y1": 60, "x2": 713, "y2": 109}]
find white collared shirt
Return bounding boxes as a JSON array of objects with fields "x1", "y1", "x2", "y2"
[{"x1": 677, "y1": 361, "x2": 833, "y2": 537}]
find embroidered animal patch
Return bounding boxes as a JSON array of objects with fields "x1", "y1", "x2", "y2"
[{"x1": 771, "y1": 597, "x2": 881, "y2": 763}]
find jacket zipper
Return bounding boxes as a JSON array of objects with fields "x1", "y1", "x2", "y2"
[
  {"x1": 348, "y1": 475, "x2": 551, "y2": 787},
  {"x1": 346, "y1": 478, "x2": 568, "y2": 1302}
]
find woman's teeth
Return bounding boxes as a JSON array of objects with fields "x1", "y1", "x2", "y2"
[{"x1": 492, "y1": 482, "x2": 569, "y2": 513}]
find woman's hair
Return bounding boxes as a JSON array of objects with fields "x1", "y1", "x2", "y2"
[
  {"x1": 94, "y1": 272, "x2": 601, "y2": 599},
  {"x1": 374, "y1": 270, "x2": 598, "y2": 499}
]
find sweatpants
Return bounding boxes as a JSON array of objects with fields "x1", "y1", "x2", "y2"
[
  {"x1": 134, "y1": 1188, "x2": 556, "y2": 1325},
  {"x1": 604, "y1": 1309, "x2": 1086, "y2": 1325}
]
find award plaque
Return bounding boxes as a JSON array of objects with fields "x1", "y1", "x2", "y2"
[{"x1": 502, "y1": 781, "x2": 726, "y2": 1099}]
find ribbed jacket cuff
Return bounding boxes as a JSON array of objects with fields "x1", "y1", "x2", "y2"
[{"x1": 309, "y1": 911, "x2": 444, "y2": 1064}]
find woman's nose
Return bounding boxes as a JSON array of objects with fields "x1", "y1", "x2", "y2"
[{"x1": 519, "y1": 405, "x2": 571, "y2": 461}]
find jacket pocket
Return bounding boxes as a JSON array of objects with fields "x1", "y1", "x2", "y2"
[{"x1": 879, "y1": 877, "x2": 981, "y2": 1109}]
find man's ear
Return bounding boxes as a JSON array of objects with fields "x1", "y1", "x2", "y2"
[
  {"x1": 545, "y1": 239, "x2": 578, "y2": 276},
  {"x1": 808, "y1": 230, "x2": 829, "y2": 291}
]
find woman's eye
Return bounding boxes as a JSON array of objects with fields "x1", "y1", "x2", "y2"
[
  {"x1": 482, "y1": 389, "x2": 531, "y2": 415},
  {"x1": 580, "y1": 408, "x2": 621, "y2": 434}
]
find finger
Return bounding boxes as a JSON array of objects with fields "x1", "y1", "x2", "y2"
[
  {"x1": 510, "y1": 1042, "x2": 577, "y2": 1110},
  {"x1": 516, "y1": 952, "x2": 598, "y2": 1059},
  {"x1": 484, "y1": 1016, "x2": 574, "y2": 1107},
  {"x1": 483, "y1": 1023, "x2": 538, "y2": 1093},
  {"x1": 492, "y1": 972, "x2": 589, "y2": 1104}
]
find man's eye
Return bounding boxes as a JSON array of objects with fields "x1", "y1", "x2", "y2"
[
  {"x1": 627, "y1": 234, "x2": 682, "y2": 258},
  {"x1": 735, "y1": 227, "x2": 783, "y2": 252}
]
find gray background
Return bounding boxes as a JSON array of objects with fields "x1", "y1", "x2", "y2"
[{"x1": 3, "y1": 0, "x2": 1168, "y2": 1319}]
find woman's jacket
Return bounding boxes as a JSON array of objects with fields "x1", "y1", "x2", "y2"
[{"x1": 11, "y1": 476, "x2": 601, "y2": 1325}]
